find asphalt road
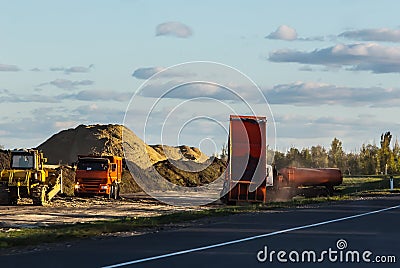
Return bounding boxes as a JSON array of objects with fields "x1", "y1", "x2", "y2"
[{"x1": 2, "y1": 196, "x2": 400, "y2": 268}]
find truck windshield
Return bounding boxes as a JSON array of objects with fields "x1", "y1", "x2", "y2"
[
  {"x1": 12, "y1": 154, "x2": 34, "y2": 169},
  {"x1": 77, "y1": 160, "x2": 108, "y2": 171}
]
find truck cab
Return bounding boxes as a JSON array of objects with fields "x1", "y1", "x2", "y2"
[{"x1": 74, "y1": 155, "x2": 122, "y2": 199}]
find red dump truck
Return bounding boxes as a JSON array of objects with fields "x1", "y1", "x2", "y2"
[
  {"x1": 74, "y1": 155, "x2": 122, "y2": 199},
  {"x1": 222, "y1": 115, "x2": 342, "y2": 204},
  {"x1": 223, "y1": 115, "x2": 268, "y2": 203}
]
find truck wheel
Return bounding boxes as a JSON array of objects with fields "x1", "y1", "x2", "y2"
[
  {"x1": 115, "y1": 183, "x2": 120, "y2": 200},
  {"x1": 109, "y1": 183, "x2": 118, "y2": 200}
]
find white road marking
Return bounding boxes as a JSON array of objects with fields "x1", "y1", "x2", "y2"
[{"x1": 102, "y1": 204, "x2": 400, "y2": 268}]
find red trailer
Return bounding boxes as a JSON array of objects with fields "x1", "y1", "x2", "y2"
[
  {"x1": 278, "y1": 167, "x2": 343, "y2": 195},
  {"x1": 223, "y1": 115, "x2": 268, "y2": 204}
]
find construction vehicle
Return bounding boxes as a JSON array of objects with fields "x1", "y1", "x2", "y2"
[
  {"x1": 0, "y1": 149, "x2": 62, "y2": 205},
  {"x1": 222, "y1": 115, "x2": 268, "y2": 204},
  {"x1": 221, "y1": 115, "x2": 343, "y2": 204},
  {"x1": 74, "y1": 155, "x2": 122, "y2": 199}
]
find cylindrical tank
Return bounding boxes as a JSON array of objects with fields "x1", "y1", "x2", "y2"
[{"x1": 278, "y1": 167, "x2": 342, "y2": 187}]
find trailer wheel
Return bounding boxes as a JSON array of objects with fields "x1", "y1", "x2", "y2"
[{"x1": 326, "y1": 185, "x2": 334, "y2": 196}]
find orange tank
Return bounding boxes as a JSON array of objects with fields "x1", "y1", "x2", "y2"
[{"x1": 278, "y1": 167, "x2": 342, "y2": 187}]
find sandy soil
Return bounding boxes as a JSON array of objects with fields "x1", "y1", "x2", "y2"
[{"x1": 0, "y1": 194, "x2": 219, "y2": 229}]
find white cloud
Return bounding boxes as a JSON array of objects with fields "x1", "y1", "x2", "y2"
[
  {"x1": 266, "y1": 25, "x2": 298, "y2": 41},
  {"x1": 137, "y1": 79, "x2": 400, "y2": 108},
  {"x1": 54, "y1": 121, "x2": 77, "y2": 130},
  {"x1": 269, "y1": 43, "x2": 400, "y2": 73},
  {"x1": 73, "y1": 105, "x2": 125, "y2": 123},
  {"x1": 55, "y1": 79, "x2": 94, "y2": 89},
  {"x1": 339, "y1": 28, "x2": 400, "y2": 42},
  {"x1": 136, "y1": 79, "x2": 400, "y2": 108},
  {"x1": 49, "y1": 64, "x2": 94, "y2": 74},
  {"x1": 264, "y1": 81, "x2": 400, "y2": 107},
  {"x1": 155, "y1": 21, "x2": 192, "y2": 38},
  {"x1": 131, "y1": 66, "x2": 197, "y2": 80},
  {"x1": 132, "y1": 67, "x2": 165, "y2": 79},
  {"x1": 0, "y1": 64, "x2": 20, "y2": 72},
  {"x1": 0, "y1": 90, "x2": 59, "y2": 103},
  {"x1": 65, "y1": 90, "x2": 131, "y2": 102},
  {"x1": 40, "y1": 79, "x2": 94, "y2": 90},
  {"x1": 138, "y1": 80, "x2": 251, "y2": 101},
  {"x1": 0, "y1": 88, "x2": 130, "y2": 103},
  {"x1": 298, "y1": 65, "x2": 314, "y2": 71}
]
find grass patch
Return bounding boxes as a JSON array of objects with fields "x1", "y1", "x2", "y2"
[{"x1": 336, "y1": 176, "x2": 400, "y2": 195}]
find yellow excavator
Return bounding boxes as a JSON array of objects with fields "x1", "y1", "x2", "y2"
[{"x1": 0, "y1": 149, "x2": 62, "y2": 205}]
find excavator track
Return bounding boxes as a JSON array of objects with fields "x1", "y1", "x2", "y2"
[
  {"x1": 32, "y1": 185, "x2": 48, "y2": 206},
  {"x1": 0, "y1": 185, "x2": 18, "y2": 205},
  {"x1": 0, "y1": 184, "x2": 10, "y2": 205}
]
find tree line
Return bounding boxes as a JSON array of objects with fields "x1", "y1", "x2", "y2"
[{"x1": 271, "y1": 132, "x2": 400, "y2": 175}]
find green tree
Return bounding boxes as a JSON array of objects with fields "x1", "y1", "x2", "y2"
[
  {"x1": 328, "y1": 138, "x2": 346, "y2": 170},
  {"x1": 300, "y1": 148, "x2": 312, "y2": 167},
  {"x1": 310, "y1": 145, "x2": 328, "y2": 168},
  {"x1": 273, "y1": 151, "x2": 287, "y2": 168},
  {"x1": 346, "y1": 152, "x2": 360, "y2": 175},
  {"x1": 220, "y1": 143, "x2": 228, "y2": 160},
  {"x1": 286, "y1": 147, "x2": 303, "y2": 167},
  {"x1": 393, "y1": 139, "x2": 400, "y2": 174},
  {"x1": 379, "y1": 132, "x2": 394, "y2": 174},
  {"x1": 359, "y1": 143, "x2": 379, "y2": 175}
]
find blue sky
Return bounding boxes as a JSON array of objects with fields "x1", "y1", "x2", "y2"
[{"x1": 1, "y1": 0, "x2": 400, "y2": 154}]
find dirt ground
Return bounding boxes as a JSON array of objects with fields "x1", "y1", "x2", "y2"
[{"x1": 0, "y1": 194, "x2": 221, "y2": 229}]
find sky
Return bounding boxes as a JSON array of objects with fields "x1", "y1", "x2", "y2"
[{"x1": 1, "y1": 0, "x2": 400, "y2": 155}]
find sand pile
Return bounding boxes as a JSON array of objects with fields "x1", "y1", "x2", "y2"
[
  {"x1": 0, "y1": 150, "x2": 11, "y2": 170},
  {"x1": 150, "y1": 145, "x2": 209, "y2": 163},
  {"x1": 153, "y1": 158, "x2": 226, "y2": 187},
  {"x1": 38, "y1": 124, "x2": 125, "y2": 165},
  {"x1": 38, "y1": 124, "x2": 208, "y2": 167},
  {"x1": 36, "y1": 124, "x2": 222, "y2": 194}
]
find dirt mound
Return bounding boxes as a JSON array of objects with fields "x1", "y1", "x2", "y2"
[
  {"x1": 37, "y1": 124, "x2": 224, "y2": 194},
  {"x1": 37, "y1": 124, "x2": 122, "y2": 165},
  {"x1": 38, "y1": 124, "x2": 209, "y2": 167},
  {"x1": 0, "y1": 150, "x2": 11, "y2": 170},
  {"x1": 153, "y1": 158, "x2": 227, "y2": 187},
  {"x1": 38, "y1": 124, "x2": 153, "y2": 167},
  {"x1": 150, "y1": 145, "x2": 209, "y2": 163}
]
